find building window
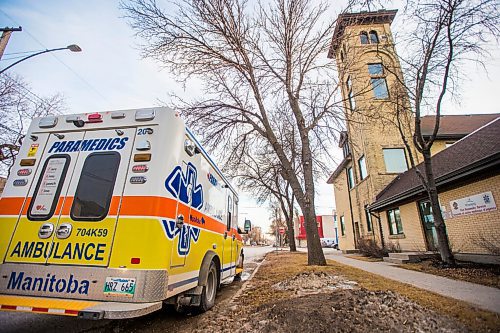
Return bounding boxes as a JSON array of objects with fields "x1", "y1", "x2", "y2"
[
  {"x1": 340, "y1": 215, "x2": 346, "y2": 236},
  {"x1": 387, "y1": 208, "x2": 403, "y2": 235},
  {"x1": 371, "y1": 79, "x2": 389, "y2": 99},
  {"x1": 369, "y1": 30, "x2": 379, "y2": 44},
  {"x1": 347, "y1": 167, "x2": 355, "y2": 189},
  {"x1": 358, "y1": 155, "x2": 367, "y2": 180},
  {"x1": 348, "y1": 90, "x2": 356, "y2": 110},
  {"x1": 342, "y1": 142, "x2": 351, "y2": 158},
  {"x1": 383, "y1": 148, "x2": 408, "y2": 173},
  {"x1": 368, "y1": 63, "x2": 384, "y2": 75},
  {"x1": 346, "y1": 76, "x2": 356, "y2": 111},
  {"x1": 360, "y1": 31, "x2": 369, "y2": 44},
  {"x1": 368, "y1": 63, "x2": 388, "y2": 99},
  {"x1": 365, "y1": 205, "x2": 372, "y2": 232}
]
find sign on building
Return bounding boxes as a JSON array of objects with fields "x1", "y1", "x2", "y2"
[{"x1": 450, "y1": 191, "x2": 497, "y2": 217}]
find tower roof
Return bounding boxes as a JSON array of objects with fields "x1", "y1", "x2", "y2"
[{"x1": 328, "y1": 9, "x2": 398, "y2": 58}]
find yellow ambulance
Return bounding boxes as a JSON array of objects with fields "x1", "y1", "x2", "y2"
[{"x1": 0, "y1": 107, "x2": 244, "y2": 319}]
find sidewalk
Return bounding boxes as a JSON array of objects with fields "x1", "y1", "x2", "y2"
[{"x1": 323, "y1": 250, "x2": 500, "y2": 314}]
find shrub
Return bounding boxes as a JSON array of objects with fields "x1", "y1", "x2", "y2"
[{"x1": 357, "y1": 238, "x2": 401, "y2": 258}]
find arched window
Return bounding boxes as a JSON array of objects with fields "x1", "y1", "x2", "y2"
[
  {"x1": 360, "y1": 31, "x2": 369, "y2": 44},
  {"x1": 369, "y1": 30, "x2": 379, "y2": 44}
]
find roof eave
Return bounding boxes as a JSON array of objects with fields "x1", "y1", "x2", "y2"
[{"x1": 370, "y1": 153, "x2": 500, "y2": 211}]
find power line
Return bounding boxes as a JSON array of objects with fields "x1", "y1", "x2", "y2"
[
  {"x1": 0, "y1": 9, "x2": 110, "y2": 104},
  {"x1": 4, "y1": 73, "x2": 47, "y2": 104},
  {"x1": 3, "y1": 49, "x2": 44, "y2": 56},
  {"x1": 2, "y1": 73, "x2": 62, "y2": 114},
  {"x1": 1, "y1": 54, "x2": 31, "y2": 61}
]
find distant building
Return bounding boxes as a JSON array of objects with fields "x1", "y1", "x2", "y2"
[
  {"x1": 327, "y1": 9, "x2": 500, "y2": 262},
  {"x1": 294, "y1": 214, "x2": 337, "y2": 248}
]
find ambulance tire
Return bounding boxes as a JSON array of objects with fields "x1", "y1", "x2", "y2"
[{"x1": 198, "y1": 261, "x2": 218, "y2": 313}]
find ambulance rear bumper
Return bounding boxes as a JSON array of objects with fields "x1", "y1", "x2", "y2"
[
  {"x1": 0, "y1": 263, "x2": 169, "y2": 303},
  {"x1": 0, "y1": 294, "x2": 163, "y2": 319}
]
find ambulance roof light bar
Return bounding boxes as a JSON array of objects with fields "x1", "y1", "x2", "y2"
[
  {"x1": 39, "y1": 116, "x2": 58, "y2": 128},
  {"x1": 135, "y1": 109, "x2": 156, "y2": 121}
]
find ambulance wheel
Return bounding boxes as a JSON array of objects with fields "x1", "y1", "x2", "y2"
[{"x1": 198, "y1": 261, "x2": 217, "y2": 312}]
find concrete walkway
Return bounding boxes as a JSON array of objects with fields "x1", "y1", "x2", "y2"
[{"x1": 323, "y1": 250, "x2": 500, "y2": 314}]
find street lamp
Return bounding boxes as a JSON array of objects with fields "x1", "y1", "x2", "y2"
[{"x1": 0, "y1": 44, "x2": 82, "y2": 74}]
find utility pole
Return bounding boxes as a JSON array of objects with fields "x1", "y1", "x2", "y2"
[{"x1": 0, "y1": 27, "x2": 22, "y2": 60}]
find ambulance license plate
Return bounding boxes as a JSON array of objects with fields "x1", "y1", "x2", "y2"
[{"x1": 103, "y1": 277, "x2": 136, "y2": 297}]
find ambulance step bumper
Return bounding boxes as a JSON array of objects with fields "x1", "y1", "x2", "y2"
[
  {"x1": 78, "y1": 300, "x2": 163, "y2": 320},
  {"x1": 0, "y1": 294, "x2": 162, "y2": 320}
]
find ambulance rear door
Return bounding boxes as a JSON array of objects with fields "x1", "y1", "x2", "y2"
[
  {"x1": 4, "y1": 131, "x2": 84, "y2": 264},
  {"x1": 45, "y1": 128, "x2": 136, "y2": 267}
]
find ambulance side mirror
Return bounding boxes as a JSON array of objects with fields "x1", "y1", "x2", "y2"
[
  {"x1": 237, "y1": 226, "x2": 248, "y2": 234},
  {"x1": 240, "y1": 219, "x2": 251, "y2": 234}
]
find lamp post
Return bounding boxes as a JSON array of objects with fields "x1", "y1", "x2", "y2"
[{"x1": 0, "y1": 44, "x2": 81, "y2": 74}]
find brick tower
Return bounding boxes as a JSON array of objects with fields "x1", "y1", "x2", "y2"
[{"x1": 327, "y1": 10, "x2": 418, "y2": 251}]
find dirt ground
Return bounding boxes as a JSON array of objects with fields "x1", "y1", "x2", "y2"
[
  {"x1": 177, "y1": 252, "x2": 499, "y2": 333},
  {"x1": 399, "y1": 259, "x2": 500, "y2": 289}
]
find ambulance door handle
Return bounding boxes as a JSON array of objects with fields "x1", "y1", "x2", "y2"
[
  {"x1": 232, "y1": 234, "x2": 235, "y2": 241},
  {"x1": 56, "y1": 223, "x2": 72, "y2": 239},
  {"x1": 38, "y1": 223, "x2": 54, "y2": 239},
  {"x1": 224, "y1": 232, "x2": 228, "y2": 239}
]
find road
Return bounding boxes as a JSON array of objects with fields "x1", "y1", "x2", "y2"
[{"x1": 0, "y1": 246, "x2": 274, "y2": 333}]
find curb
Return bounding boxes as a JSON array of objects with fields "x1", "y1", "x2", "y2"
[{"x1": 229, "y1": 255, "x2": 267, "y2": 304}]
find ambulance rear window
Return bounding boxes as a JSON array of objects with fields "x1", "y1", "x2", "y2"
[{"x1": 70, "y1": 152, "x2": 120, "y2": 221}]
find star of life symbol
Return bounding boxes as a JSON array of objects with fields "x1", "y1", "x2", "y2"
[
  {"x1": 162, "y1": 220, "x2": 201, "y2": 256},
  {"x1": 165, "y1": 162, "x2": 203, "y2": 210}
]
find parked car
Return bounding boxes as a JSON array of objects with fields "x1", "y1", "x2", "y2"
[{"x1": 320, "y1": 238, "x2": 338, "y2": 249}]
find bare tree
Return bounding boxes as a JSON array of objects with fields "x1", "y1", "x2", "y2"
[
  {"x1": 235, "y1": 142, "x2": 298, "y2": 251},
  {"x1": 0, "y1": 73, "x2": 65, "y2": 176},
  {"x1": 269, "y1": 201, "x2": 288, "y2": 246},
  {"x1": 382, "y1": 0, "x2": 499, "y2": 265},
  {"x1": 122, "y1": 0, "x2": 367, "y2": 265}
]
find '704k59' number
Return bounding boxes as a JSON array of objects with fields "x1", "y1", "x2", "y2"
[{"x1": 76, "y1": 228, "x2": 108, "y2": 237}]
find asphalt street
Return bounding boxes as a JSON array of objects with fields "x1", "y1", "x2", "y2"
[{"x1": 0, "y1": 246, "x2": 274, "y2": 333}]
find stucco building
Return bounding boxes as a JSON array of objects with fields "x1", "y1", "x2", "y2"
[{"x1": 327, "y1": 9, "x2": 500, "y2": 262}]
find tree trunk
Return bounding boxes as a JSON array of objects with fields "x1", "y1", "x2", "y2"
[
  {"x1": 301, "y1": 200, "x2": 326, "y2": 265},
  {"x1": 286, "y1": 216, "x2": 297, "y2": 252},
  {"x1": 287, "y1": 196, "x2": 297, "y2": 252},
  {"x1": 422, "y1": 149, "x2": 456, "y2": 266}
]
